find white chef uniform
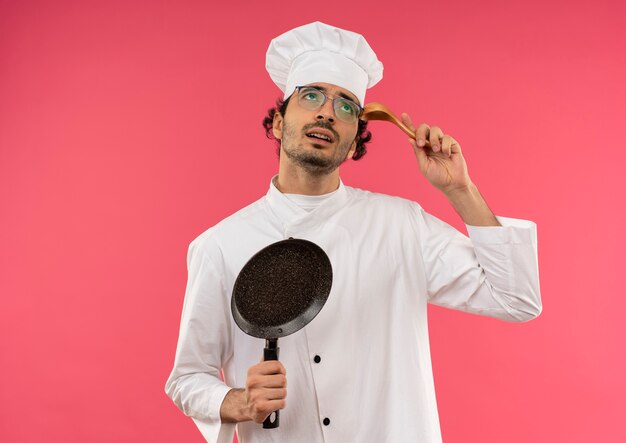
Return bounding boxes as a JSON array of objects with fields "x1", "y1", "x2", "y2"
[{"x1": 165, "y1": 178, "x2": 542, "y2": 443}]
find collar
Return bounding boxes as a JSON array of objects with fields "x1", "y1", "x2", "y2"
[{"x1": 264, "y1": 175, "x2": 349, "y2": 235}]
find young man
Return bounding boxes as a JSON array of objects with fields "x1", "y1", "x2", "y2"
[{"x1": 165, "y1": 22, "x2": 541, "y2": 443}]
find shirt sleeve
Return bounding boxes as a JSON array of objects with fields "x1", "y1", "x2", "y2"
[
  {"x1": 414, "y1": 206, "x2": 542, "y2": 322},
  {"x1": 164, "y1": 235, "x2": 237, "y2": 443}
]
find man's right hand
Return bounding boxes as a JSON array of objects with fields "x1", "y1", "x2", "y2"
[{"x1": 220, "y1": 360, "x2": 287, "y2": 423}]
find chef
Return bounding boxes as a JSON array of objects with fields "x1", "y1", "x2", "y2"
[{"x1": 165, "y1": 21, "x2": 542, "y2": 443}]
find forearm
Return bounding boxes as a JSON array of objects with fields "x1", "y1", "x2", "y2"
[
  {"x1": 220, "y1": 388, "x2": 252, "y2": 423},
  {"x1": 444, "y1": 182, "x2": 500, "y2": 227}
]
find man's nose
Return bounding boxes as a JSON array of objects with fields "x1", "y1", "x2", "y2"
[{"x1": 315, "y1": 100, "x2": 335, "y2": 123}]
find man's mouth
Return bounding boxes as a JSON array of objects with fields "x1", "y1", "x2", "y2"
[{"x1": 305, "y1": 129, "x2": 335, "y2": 143}]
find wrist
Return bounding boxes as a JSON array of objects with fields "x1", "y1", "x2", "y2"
[
  {"x1": 220, "y1": 388, "x2": 253, "y2": 423},
  {"x1": 444, "y1": 182, "x2": 500, "y2": 227},
  {"x1": 443, "y1": 181, "x2": 476, "y2": 203}
]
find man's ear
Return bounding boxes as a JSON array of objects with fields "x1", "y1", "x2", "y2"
[
  {"x1": 347, "y1": 138, "x2": 357, "y2": 159},
  {"x1": 272, "y1": 112, "x2": 283, "y2": 140}
]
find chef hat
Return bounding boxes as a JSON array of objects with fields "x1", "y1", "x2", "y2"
[{"x1": 266, "y1": 21, "x2": 383, "y2": 105}]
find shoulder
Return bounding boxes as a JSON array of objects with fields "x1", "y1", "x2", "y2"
[
  {"x1": 188, "y1": 196, "x2": 270, "y2": 259},
  {"x1": 341, "y1": 185, "x2": 449, "y2": 238},
  {"x1": 343, "y1": 185, "x2": 425, "y2": 213}
]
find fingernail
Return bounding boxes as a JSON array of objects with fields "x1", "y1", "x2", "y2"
[
  {"x1": 417, "y1": 139, "x2": 425, "y2": 147},
  {"x1": 432, "y1": 144, "x2": 440, "y2": 152}
]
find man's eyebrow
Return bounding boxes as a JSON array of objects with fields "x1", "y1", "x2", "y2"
[
  {"x1": 312, "y1": 85, "x2": 358, "y2": 103},
  {"x1": 337, "y1": 91, "x2": 358, "y2": 102}
]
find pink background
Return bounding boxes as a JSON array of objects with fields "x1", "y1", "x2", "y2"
[{"x1": 1, "y1": 0, "x2": 625, "y2": 442}]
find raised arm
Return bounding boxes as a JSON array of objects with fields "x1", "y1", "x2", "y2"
[{"x1": 402, "y1": 113, "x2": 500, "y2": 227}]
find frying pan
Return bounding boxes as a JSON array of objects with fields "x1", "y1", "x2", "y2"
[{"x1": 231, "y1": 238, "x2": 333, "y2": 429}]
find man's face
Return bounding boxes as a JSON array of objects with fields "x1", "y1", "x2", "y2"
[{"x1": 272, "y1": 82, "x2": 359, "y2": 177}]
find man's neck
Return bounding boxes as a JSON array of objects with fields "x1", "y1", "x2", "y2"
[{"x1": 274, "y1": 169, "x2": 340, "y2": 195}]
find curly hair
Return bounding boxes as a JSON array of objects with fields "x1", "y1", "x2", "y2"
[{"x1": 262, "y1": 96, "x2": 372, "y2": 160}]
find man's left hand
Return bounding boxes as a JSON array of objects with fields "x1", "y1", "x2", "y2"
[{"x1": 402, "y1": 113, "x2": 471, "y2": 196}]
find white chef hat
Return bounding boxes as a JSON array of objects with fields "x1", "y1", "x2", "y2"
[{"x1": 266, "y1": 21, "x2": 383, "y2": 105}]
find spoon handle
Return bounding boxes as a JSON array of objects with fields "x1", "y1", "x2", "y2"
[{"x1": 395, "y1": 120, "x2": 417, "y2": 139}]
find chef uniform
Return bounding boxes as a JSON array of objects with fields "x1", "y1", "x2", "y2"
[{"x1": 165, "y1": 22, "x2": 542, "y2": 443}]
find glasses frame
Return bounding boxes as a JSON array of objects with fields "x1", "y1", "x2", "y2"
[{"x1": 294, "y1": 86, "x2": 363, "y2": 123}]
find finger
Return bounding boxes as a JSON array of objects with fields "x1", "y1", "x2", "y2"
[
  {"x1": 262, "y1": 373, "x2": 287, "y2": 388},
  {"x1": 252, "y1": 399, "x2": 287, "y2": 423},
  {"x1": 441, "y1": 135, "x2": 453, "y2": 157},
  {"x1": 256, "y1": 399, "x2": 287, "y2": 421},
  {"x1": 429, "y1": 126, "x2": 444, "y2": 152},
  {"x1": 253, "y1": 361, "x2": 286, "y2": 376},
  {"x1": 247, "y1": 372, "x2": 287, "y2": 388},
  {"x1": 401, "y1": 112, "x2": 416, "y2": 132},
  {"x1": 415, "y1": 123, "x2": 430, "y2": 147},
  {"x1": 449, "y1": 136, "x2": 462, "y2": 153},
  {"x1": 264, "y1": 399, "x2": 286, "y2": 411},
  {"x1": 263, "y1": 386, "x2": 287, "y2": 400},
  {"x1": 247, "y1": 373, "x2": 287, "y2": 390},
  {"x1": 247, "y1": 383, "x2": 287, "y2": 402}
]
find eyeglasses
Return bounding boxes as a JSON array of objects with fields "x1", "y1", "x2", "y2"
[{"x1": 295, "y1": 86, "x2": 363, "y2": 123}]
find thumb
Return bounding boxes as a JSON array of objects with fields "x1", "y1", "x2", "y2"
[{"x1": 409, "y1": 138, "x2": 429, "y2": 172}]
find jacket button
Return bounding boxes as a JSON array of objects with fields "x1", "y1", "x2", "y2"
[
  {"x1": 313, "y1": 355, "x2": 321, "y2": 363},
  {"x1": 323, "y1": 417, "x2": 330, "y2": 426}
]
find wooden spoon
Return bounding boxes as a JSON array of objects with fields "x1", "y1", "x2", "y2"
[{"x1": 361, "y1": 102, "x2": 416, "y2": 139}]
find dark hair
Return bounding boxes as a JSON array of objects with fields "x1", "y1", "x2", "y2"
[{"x1": 262, "y1": 96, "x2": 372, "y2": 160}]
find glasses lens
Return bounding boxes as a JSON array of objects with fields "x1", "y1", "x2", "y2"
[
  {"x1": 296, "y1": 87, "x2": 360, "y2": 123},
  {"x1": 333, "y1": 99, "x2": 360, "y2": 123},
  {"x1": 298, "y1": 88, "x2": 324, "y2": 110}
]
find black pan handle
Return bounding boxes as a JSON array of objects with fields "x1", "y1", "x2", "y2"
[{"x1": 263, "y1": 338, "x2": 280, "y2": 429}]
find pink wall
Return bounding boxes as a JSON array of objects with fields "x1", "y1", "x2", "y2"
[{"x1": 1, "y1": 0, "x2": 624, "y2": 441}]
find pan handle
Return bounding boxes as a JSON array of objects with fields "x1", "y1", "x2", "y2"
[{"x1": 263, "y1": 338, "x2": 280, "y2": 429}]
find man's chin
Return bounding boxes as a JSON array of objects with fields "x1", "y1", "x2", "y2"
[
  {"x1": 300, "y1": 154, "x2": 332, "y2": 168},
  {"x1": 283, "y1": 143, "x2": 345, "y2": 176},
  {"x1": 294, "y1": 154, "x2": 338, "y2": 176}
]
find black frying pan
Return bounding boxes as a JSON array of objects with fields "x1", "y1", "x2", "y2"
[{"x1": 231, "y1": 238, "x2": 333, "y2": 429}]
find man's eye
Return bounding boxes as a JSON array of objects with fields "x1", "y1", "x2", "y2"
[
  {"x1": 304, "y1": 92, "x2": 320, "y2": 101},
  {"x1": 339, "y1": 102, "x2": 356, "y2": 115}
]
